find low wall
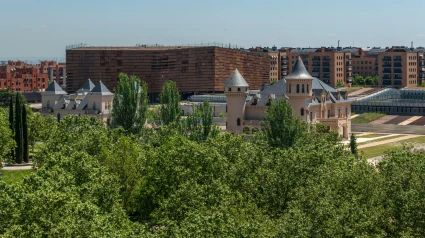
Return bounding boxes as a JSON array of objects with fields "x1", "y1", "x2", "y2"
[{"x1": 352, "y1": 124, "x2": 425, "y2": 135}]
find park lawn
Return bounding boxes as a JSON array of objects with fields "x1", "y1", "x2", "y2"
[
  {"x1": 352, "y1": 112, "x2": 386, "y2": 124},
  {"x1": 357, "y1": 133, "x2": 380, "y2": 138},
  {"x1": 340, "y1": 87, "x2": 363, "y2": 94},
  {"x1": 399, "y1": 136, "x2": 425, "y2": 144},
  {"x1": 359, "y1": 143, "x2": 403, "y2": 159},
  {"x1": 0, "y1": 170, "x2": 34, "y2": 184}
]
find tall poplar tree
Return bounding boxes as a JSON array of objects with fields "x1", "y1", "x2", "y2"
[
  {"x1": 112, "y1": 73, "x2": 149, "y2": 134},
  {"x1": 14, "y1": 93, "x2": 23, "y2": 163},
  {"x1": 22, "y1": 105, "x2": 29, "y2": 163},
  {"x1": 9, "y1": 95, "x2": 14, "y2": 160},
  {"x1": 159, "y1": 80, "x2": 181, "y2": 125}
]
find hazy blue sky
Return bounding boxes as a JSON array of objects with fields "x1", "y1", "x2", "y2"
[{"x1": 2, "y1": 0, "x2": 425, "y2": 58}]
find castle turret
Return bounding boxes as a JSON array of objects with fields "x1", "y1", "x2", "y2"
[
  {"x1": 224, "y1": 69, "x2": 249, "y2": 134},
  {"x1": 284, "y1": 56, "x2": 313, "y2": 119},
  {"x1": 41, "y1": 81, "x2": 67, "y2": 112}
]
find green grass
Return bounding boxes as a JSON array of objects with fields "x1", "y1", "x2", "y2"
[
  {"x1": 357, "y1": 134, "x2": 380, "y2": 138},
  {"x1": 0, "y1": 170, "x2": 34, "y2": 184},
  {"x1": 359, "y1": 144, "x2": 403, "y2": 159},
  {"x1": 340, "y1": 87, "x2": 363, "y2": 94},
  {"x1": 352, "y1": 113, "x2": 386, "y2": 124},
  {"x1": 399, "y1": 136, "x2": 425, "y2": 144}
]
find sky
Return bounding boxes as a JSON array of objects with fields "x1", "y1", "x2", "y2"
[{"x1": 2, "y1": 0, "x2": 425, "y2": 59}]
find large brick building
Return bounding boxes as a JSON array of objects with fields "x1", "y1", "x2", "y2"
[{"x1": 66, "y1": 45, "x2": 270, "y2": 101}]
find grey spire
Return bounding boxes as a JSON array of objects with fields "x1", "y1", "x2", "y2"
[
  {"x1": 77, "y1": 78, "x2": 95, "y2": 93},
  {"x1": 43, "y1": 81, "x2": 67, "y2": 95},
  {"x1": 286, "y1": 56, "x2": 313, "y2": 79},
  {"x1": 224, "y1": 69, "x2": 249, "y2": 87},
  {"x1": 90, "y1": 81, "x2": 113, "y2": 95}
]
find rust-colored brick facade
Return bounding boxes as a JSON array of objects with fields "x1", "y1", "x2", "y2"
[{"x1": 66, "y1": 46, "x2": 270, "y2": 98}]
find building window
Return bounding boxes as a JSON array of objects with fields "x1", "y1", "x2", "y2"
[
  {"x1": 302, "y1": 84, "x2": 305, "y2": 93},
  {"x1": 328, "y1": 110, "x2": 330, "y2": 118},
  {"x1": 345, "y1": 108, "x2": 348, "y2": 118},
  {"x1": 47, "y1": 100, "x2": 50, "y2": 109},
  {"x1": 238, "y1": 88, "x2": 240, "y2": 91},
  {"x1": 237, "y1": 118, "x2": 241, "y2": 126},
  {"x1": 310, "y1": 111, "x2": 313, "y2": 120},
  {"x1": 229, "y1": 87, "x2": 231, "y2": 92},
  {"x1": 307, "y1": 84, "x2": 309, "y2": 93},
  {"x1": 296, "y1": 84, "x2": 300, "y2": 93},
  {"x1": 288, "y1": 84, "x2": 291, "y2": 93},
  {"x1": 93, "y1": 102, "x2": 96, "y2": 110},
  {"x1": 338, "y1": 109, "x2": 341, "y2": 118},
  {"x1": 301, "y1": 108, "x2": 304, "y2": 116}
]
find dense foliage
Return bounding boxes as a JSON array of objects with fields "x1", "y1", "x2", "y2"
[
  {"x1": 352, "y1": 75, "x2": 379, "y2": 86},
  {"x1": 3, "y1": 96, "x2": 425, "y2": 236},
  {"x1": 112, "y1": 73, "x2": 149, "y2": 134},
  {"x1": 159, "y1": 80, "x2": 181, "y2": 125}
]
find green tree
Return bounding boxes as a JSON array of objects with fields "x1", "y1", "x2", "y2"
[
  {"x1": 159, "y1": 80, "x2": 181, "y2": 125},
  {"x1": 350, "y1": 133, "x2": 358, "y2": 155},
  {"x1": 22, "y1": 106, "x2": 29, "y2": 163},
  {"x1": 8, "y1": 96, "x2": 14, "y2": 160},
  {"x1": 372, "y1": 75, "x2": 379, "y2": 86},
  {"x1": 336, "y1": 81, "x2": 345, "y2": 88},
  {"x1": 0, "y1": 108, "x2": 15, "y2": 165},
  {"x1": 112, "y1": 73, "x2": 149, "y2": 134},
  {"x1": 365, "y1": 76, "x2": 373, "y2": 86},
  {"x1": 14, "y1": 93, "x2": 23, "y2": 163},
  {"x1": 262, "y1": 99, "x2": 304, "y2": 149}
]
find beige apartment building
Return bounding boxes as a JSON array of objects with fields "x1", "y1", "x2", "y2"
[
  {"x1": 344, "y1": 48, "x2": 379, "y2": 77},
  {"x1": 225, "y1": 56, "x2": 351, "y2": 139},
  {"x1": 248, "y1": 46, "x2": 279, "y2": 82},
  {"x1": 378, "y1": 46, "x2": 425, "y2": 88},
  {"x1": 279, "y1": 47, "x2": 352, "y2": 88}
]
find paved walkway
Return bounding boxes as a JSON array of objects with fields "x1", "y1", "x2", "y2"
[
  {"x1": 372, "y1": 115, "x2": 398, "y2": 125},
  {"x1": 358, "y1": 134, "x2": 421, "y2": 149},
  {"x1": 398, "y1": 116, "x2": 422, "y2": 125},
  {"x1": 1, "y1": 163, "x2": 33, "y2": 171}
]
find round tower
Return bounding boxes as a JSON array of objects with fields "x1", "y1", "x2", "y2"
[
  {"x1": 285, "y1": 56, "x2": 314, "y2": 119},
  {"x1": 224, "y1": 69, "x2": 249, "y2": 134}
]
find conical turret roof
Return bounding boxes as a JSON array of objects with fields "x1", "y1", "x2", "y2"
[
  {"x1": 286, "y1": 56, "x2": 313, "y2": 79},
  {"x1": 43, "y1": 81, "x2": 67, "y2": 95},
  {"x1": 224, "y1": 69, "x2": 249, "y2": 87},
  {"x1": 90, "y1": 81, "x2": 113, "y2": 95},
  {"x1": 77, "y1": 78, "x2": 95, "y2": 93}
]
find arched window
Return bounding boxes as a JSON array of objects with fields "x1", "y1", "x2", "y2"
[
  {"x1": 296, "y1": 84, "x2": 300, "y2": 93},
  {"x1": 93, "y1": 102, "x2": 96, "y2": 110},
  {"x1": 301, "y1": 108, "x2": 304, "y2": 116},
  {"x1": 47, "y1": 100, "x2": 50, "y2": 109},
  {"x1": 306, "y1": 84, "x2": 309, "y2": 93},
  {"x1": 237, "y1": 118, "x2": 241, "y2": 126},
  {"x1": 288, "y1": 84, "x2": 291, "y2": 93},
  {"x1": 302, "y1": 84, "x2": 305, "y2": 93}
]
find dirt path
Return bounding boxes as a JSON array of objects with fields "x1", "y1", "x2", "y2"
[{"x1": 358, "y1": 135, "x2": 421, "y2": 149}]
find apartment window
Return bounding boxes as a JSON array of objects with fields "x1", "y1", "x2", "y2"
[{"x1": 301, "y1": 108, "x2": 304, "y2": 116}]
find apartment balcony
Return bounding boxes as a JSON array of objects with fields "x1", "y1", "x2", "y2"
[
  {"x1": 393, "y1": 63, "x2": 402, "y2": 68},
  {"x1": 382, "y1": 64, "x2": 392, "y2": 68},
  {"x1": 394, "y1": 69, "x2": 402, "y2": 74},
  {"x1": 394, "y1": 80, "x2": 402, "y2": 86},
  {"x1": 382, "y1": 75, "x2": 392, "y2": 80},
  {"x1": 382, "y1": 80, "x2": 392, "y2": 86},
  {"x1": 312, "y1": 67, "x2": 321, "y2": 72},
  {"x1": 393, "y1": 57, "x2": 402, "y2": 61},
  {"x1": 347, "y1": 66, "x2": 352, "y2": 71},
  {"x1": 322, "y1": 67, "x2": 330, "y2": 73},
  {"x1": 420, "y1": 73, "x2": 425, "y2": 80},
  {"x1": 346, "y1": 61, "x2": 352, "y2": 67},
  {"x1": 312, "y1": 72, "x2": 320, "y2": 77},
  {"x1": 382, "y1": 69, "x2": 392, "y2": 73},
  {"x1": 312, "y1": 63, "x2": 320, "y2": 66},
  {"x1": 382, "y1": 57, "x2": 392, "y2": 61},
  {"x1": 312, "y1": 57, "x2": 320, "y2": 61},
  {"x1": 394, "y1": 74, "x2": 402, "y2": 80},
  {"x1": 322, "y1": 57, "x2": 330, "y2": 61},
  {"x1": 281, "y1": 61, "x2": 287, "y2": 66}
]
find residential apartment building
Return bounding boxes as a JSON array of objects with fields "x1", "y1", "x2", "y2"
[
  {"x1": 248, "y1": 46, "x2": 279, "y2": 82},
  {"x1": 0, "y1": 61, "x2": 66, "y2": 92},
  {"x1": 66, "y1": 45, "x2": 270, "y2": 101},
  {"x1": 344, "y1": 48, "x2": 379, "y2": 77},
  {"x1": 378, "y1": 46, "x2": 425, "y2": 88},
  {"x1": 279, "y1": 47, "x2": 352, "y2": 87}
]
